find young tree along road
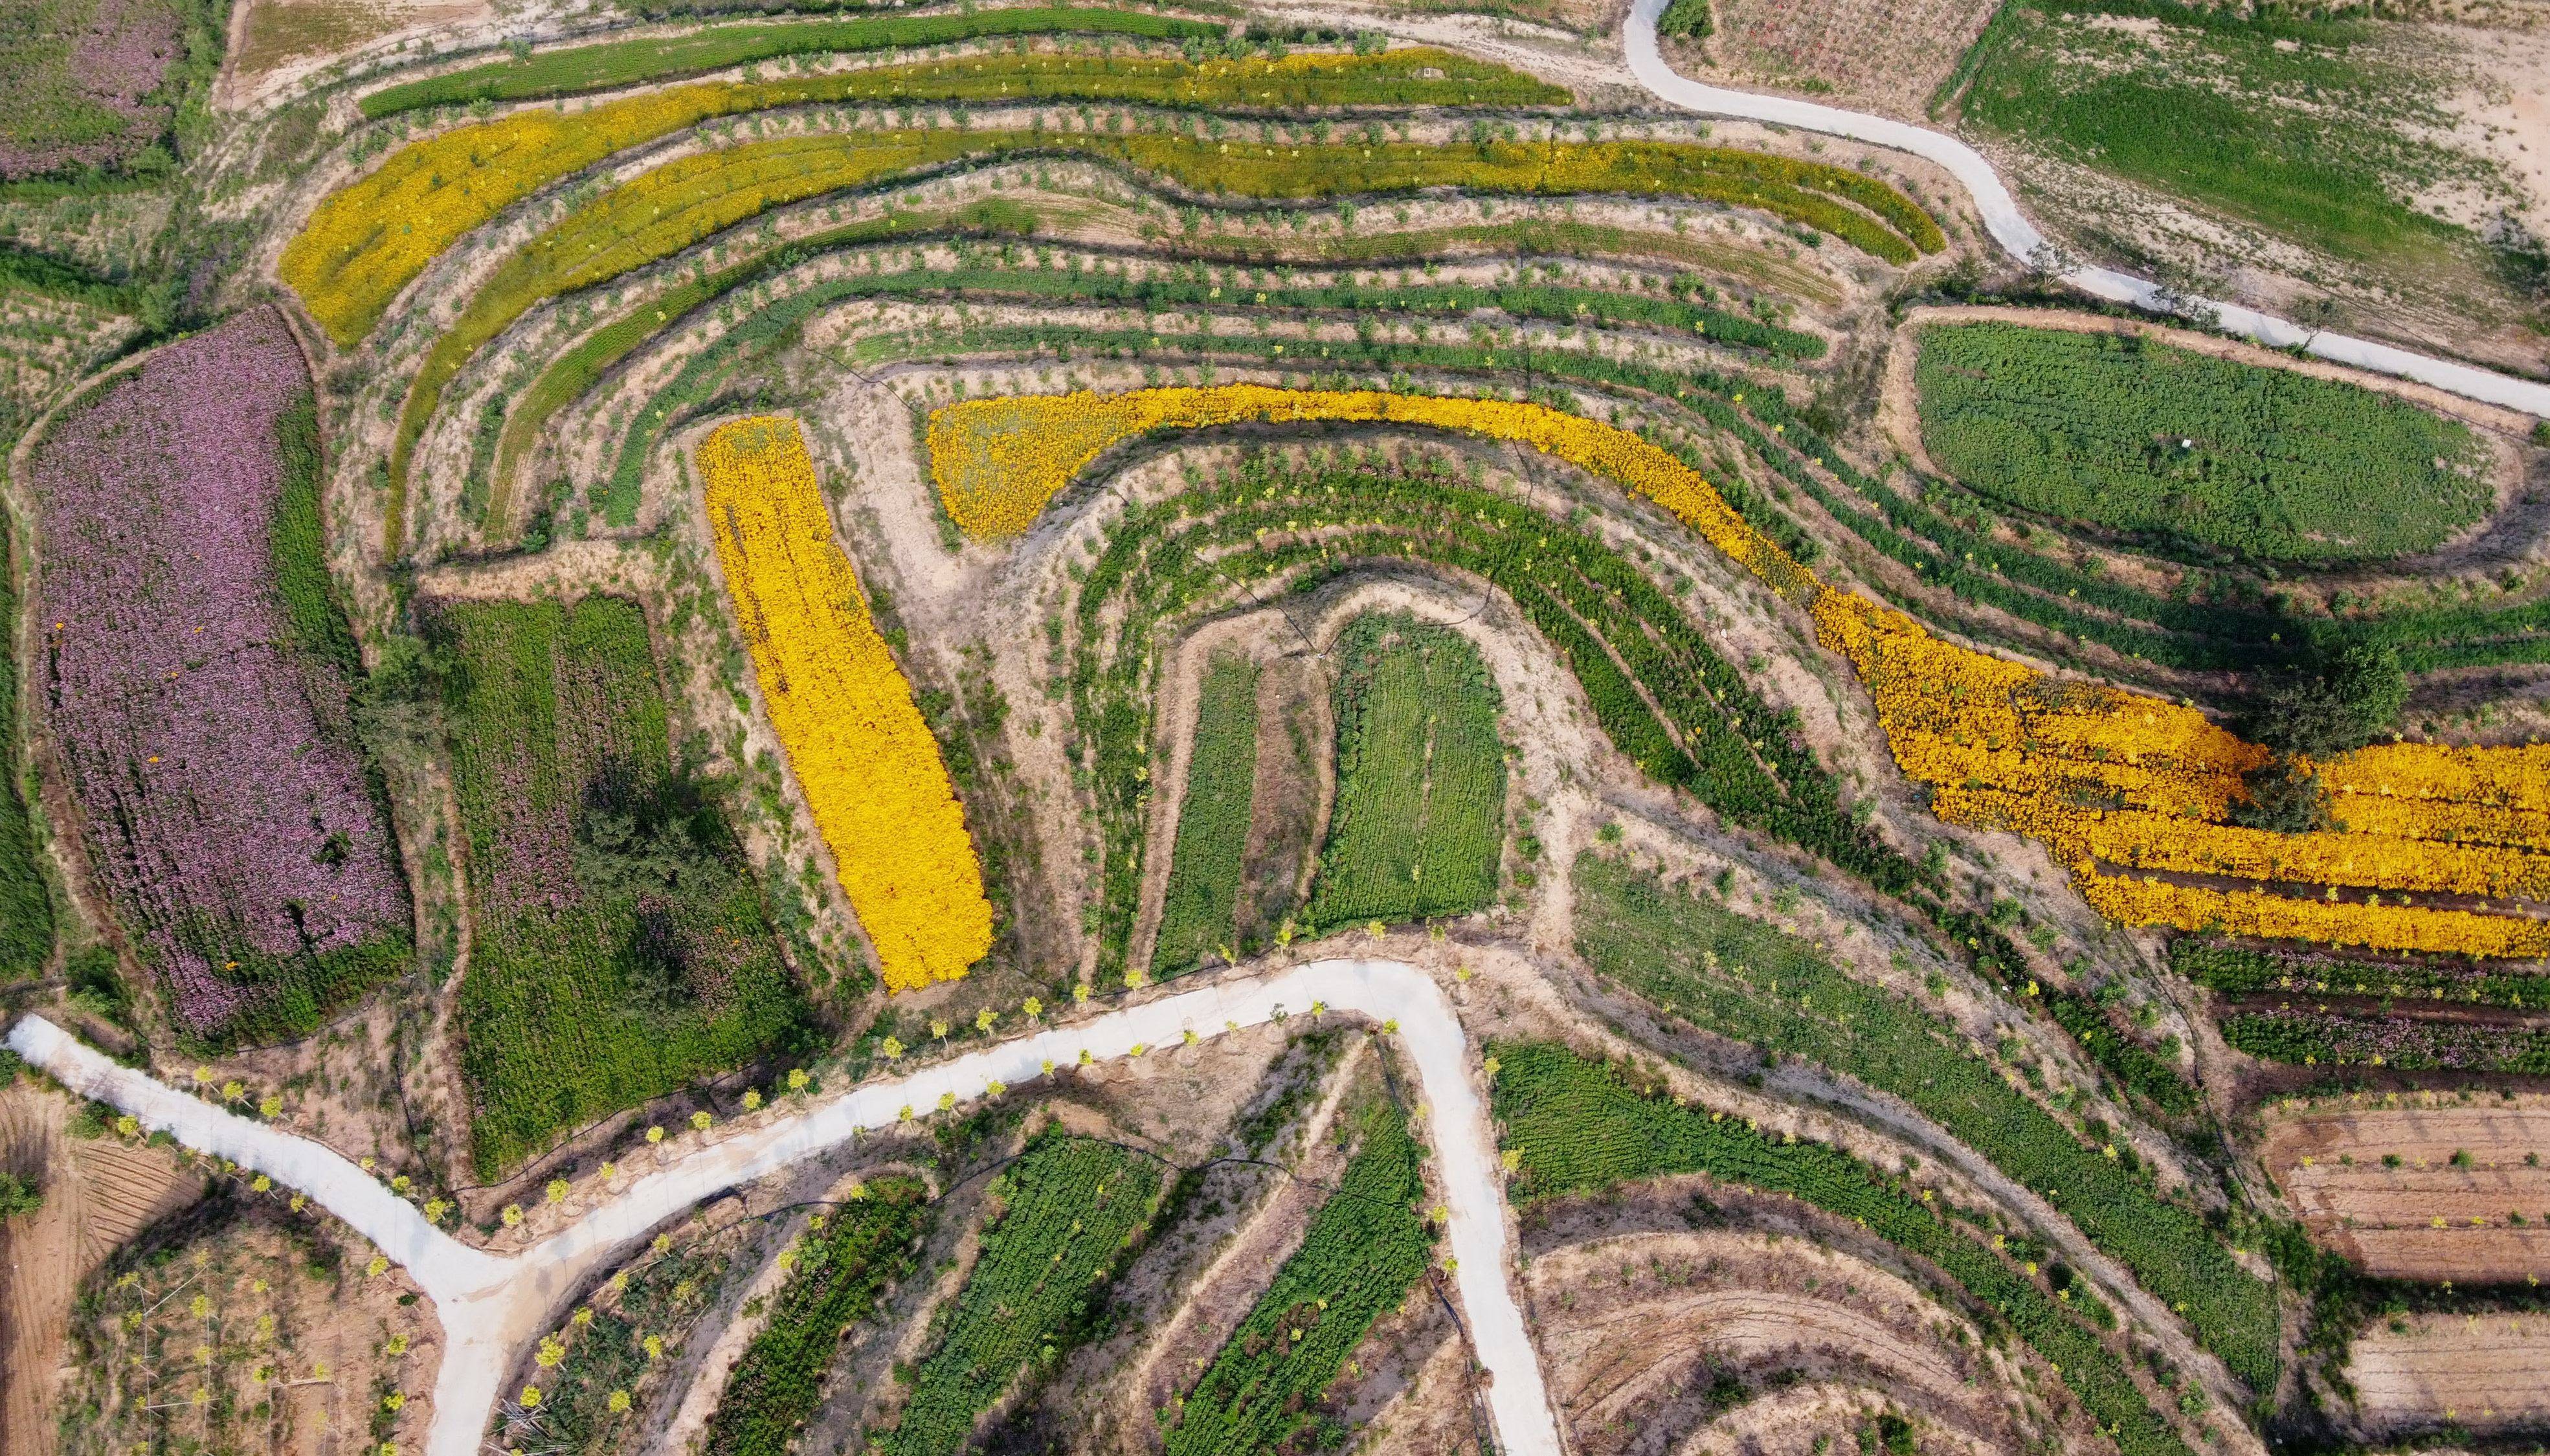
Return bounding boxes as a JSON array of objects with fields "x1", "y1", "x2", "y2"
[{"x1": 7, "y1": 958, "x2": 1560, "y2": 1456}]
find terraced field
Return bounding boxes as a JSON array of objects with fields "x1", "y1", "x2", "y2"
[{"x1": 3, "y1": 5, "x2": 2548, "y2": 1456}]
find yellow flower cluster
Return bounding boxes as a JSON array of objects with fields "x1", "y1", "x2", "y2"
[
  {"x1": 936, "y1": 385, "x2": 2550, "y2": 958},
  {"x1": 2081, "y1": 871, "x2": 2550, "y2": 959},
  {"x1": 928, "y1": 385, "x2": 1815, "y2": 599},
  {"x1": 697, "y1": 415, "x2": 992, "y2": 992},
  {"x1": 282, "y1": 50, "x2": 1558, "y2": 346}
]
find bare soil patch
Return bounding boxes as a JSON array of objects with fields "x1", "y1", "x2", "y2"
[
  {"x1": 2261, "y1": 1093, "x2": 2550, "y2": 1280},
  {"x1": 1525, "y1": 1229, "x2": 2014, "y2": 1456},
  {"x1": 0, "y1": 1078, "x2": 202, "y2": 1456},
  {"x1": 2349, "y1": 1309, "x2": 2550, "y2": 1435},
  {"x1": 1666, "y1": 0, "x2": 2002, "y2": 118}
]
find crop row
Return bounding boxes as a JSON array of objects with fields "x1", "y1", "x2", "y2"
[
  {"x1": 298, "y1": 44, "x2": 1562, "y2": 346},
  {"x1": 565, "y1": 249, "x2": 1819, "y2": 529},
  {"x1": 368, "y1": 123, "x2": 1927, "y2": 549},
  {"x1": 430, "y1": 594, "x2": 812, "y2": 1176},
  {"x1": 2173, "y1": 938, "x2": 2550, "y2": 1011},
  {"x1": 1165, "y1": 1099, "x2": 1433, "y2": 1454},
  {"x1": 1060, "y1": 456, "x2": 1885, "y2": 976},
  {"x1": 572, "y1": 298, "x2": 2214, "y2": 1064},
  {"x1": 1491, "y1": 1041, "x2": 2198, "y2": 1456},
  {"x1": 1151, "y1": 653, "x2": 1260, "y2": 974},
  {"x1": 1570, "y1": 852, "x2": 2273, "y2": 1385},
  {"x1": 705, "y1": 1178, "x2": 933, "y2": 1456},
  {"x1": 695, "y1": 416, "x2": 992, "y2": 992},
  {"x1": 877, "y1": 1134, "x2": 1165, "y2": 1455},
  {"x1": 2220, "y1": 1005, "x2": 2550, "y2": 1073},
  {"x1": 496, "y1": 241, "x2": 1815, "y2": 531},
  {"x1": 0, "y1": 495, "x2": 47, "y2": 979},
  {"x1": 1306, "y1": 614, "x2": 1506, "y2": 926},
  {"x1": 358, "y1": 6, "x2": 1228, "y2": 116}
]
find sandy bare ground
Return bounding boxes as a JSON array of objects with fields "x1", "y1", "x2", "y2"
[
  {"x1": 2349, "y1": 1309, "x2": 2550, "y2": 1435},
  {"x1": 0, "y1": 1082, "x2": 203, "y2": 1456},
  {"x1": 2261, "y1": 1094, "x2": 2550, "y2": 1281},
  {"x1": 1525, "y1": 1229, "x2": 2011, "y2": 1456}
]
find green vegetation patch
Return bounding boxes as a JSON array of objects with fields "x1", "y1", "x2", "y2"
[
  {"x1": 1152, "y1": 653, "x2": 1260, "y2": 976},
  {"x1": 359, "y1": 7, "x2": 1228, "y2": 117},
  {"x1": 706, "y1": 1178, "x2": 933, "y2": 1456},
  {"x1": 1958, "y1": 3, "x2": 2501, "y2": 266},
  {"x1": 1915, "y1": 323, "x2": 2487, "y2": 562},
  {"x1": 1491, "y1": 1041, "x2": 2196, "y2": 1456},
  {"x1": 2220, "y1": 1005, "x2": 2550, "y2": 1073},
  {"x1": 0, "y1": 498, "x2": 51, "y2": 978},
  {"x1": 1570, "y1": 852, "x2": 2274, "y2": 1387},
  {"x1": 1308, "y1": 615, "x2": 1505, "y2": 927},
  {"x1": 432, "y1": 596, "x2": 812, "y2": 1177},
  {"x1": 2173, "y1": 938, "x2": 2550, "y2": 1012},
  {"x1": 877, "y1": 1133, "x2": 1165, "y2": 1455},
  {"x1": 1166, "y1": 1099, "x2": 1433, "y2": 1455}
]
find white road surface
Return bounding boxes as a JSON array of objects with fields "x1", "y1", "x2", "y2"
[
  {"x1": 7, "y1": 958, "x2": 1560, "y2": 1456},
  {"x1": 1622, "y1": 0, "x2": 2550, "y2": 418}
]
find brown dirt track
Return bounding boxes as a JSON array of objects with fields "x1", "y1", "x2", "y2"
[
  {"x1": 2349, "y1": 1310, "x2": 2550, "y2": 1436},
  {"x1": 2263, "y1": 1095, "x2": 2550, "y2": 1281}
]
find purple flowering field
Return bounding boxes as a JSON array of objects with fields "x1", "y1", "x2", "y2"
[
  {"x1": 0, "y1": 0, "x2": 185, "y2": 181},
  {"x1": 28, "y1": 306, "x2": 410, "y2": 1044}
]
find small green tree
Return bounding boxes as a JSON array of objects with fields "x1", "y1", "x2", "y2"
[
  {"x1": 2235, "y1": 640, "x2": 2404, "y2": 829},
  {"x1": 0, "y1": 1170, "x2": 41, "y2": 1222},
  {"x1": 2243, "y1": 642, "x2": 2407, "y2": 759}
]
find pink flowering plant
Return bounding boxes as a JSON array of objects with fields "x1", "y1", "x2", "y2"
[{"x1": 28, "y1": 307, "x2": 410, "y2": 1046}]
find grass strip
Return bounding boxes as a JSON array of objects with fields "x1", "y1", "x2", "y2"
[
  {"x1": 877, "y1": 1132, "x2": 1165, "y2": 1455},
  {"x1": 1152, "y1": 653, "x2": 1260, "y2": 974},
  {"x1": 706, "y1": 1178, "x2": 932, "y2": 1456}
]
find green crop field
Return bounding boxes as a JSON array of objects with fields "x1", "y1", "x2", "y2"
[
  {"x1": 1306, "y1": 615, "x2": 1506, "y2": 927},
  {"x1": 1571, "y1": 853, "x2": 2275, "y2": 1388},
  {"x1": 705, "y1": 1179, "x2": 932, "y2": 1456},
  {"x1": 1914, "y1": 322, "x2": 2487, "y2": 563},
  {"x1": 1492, "y1": 1042, "x2": 2196, "y2": 1456},
  {"x1": 877, "y1": 1134, "x2": 1165, "y2": 1456},
  {"x1": 432, "y1": 596, "x2": 812, "y2": 1176},
  {"x1": 1152, "y1": 654, "x2": 1262, "y2": 976},
  {"x1": 1957, "y1": 4, "x2": 2500, "y2": 267},
  {"x1": 1165, "y1": 1099, "x2": 1433, "y2": 1454}
]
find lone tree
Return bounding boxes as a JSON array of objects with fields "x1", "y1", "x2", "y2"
[
  {"x1": 0, "y1": 1170, "x2": 40, "y2": 1222},
  {"x1": 2233, "y1": 642, "x2": 2407, "y2": 833}
]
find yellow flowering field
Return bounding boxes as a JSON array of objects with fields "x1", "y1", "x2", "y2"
[
  {"x1": 281, "y1": 50, "x2": 1563, "y2": 346},
  {"x1": 931, "y1": 385, "x2": 2550, "y2": 958},
  {"x1": 697, "y1": 415, "x2": 992, "y2": 992}
]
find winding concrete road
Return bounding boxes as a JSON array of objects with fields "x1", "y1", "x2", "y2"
[
  {"x1": 6, "y1": 958, "x2": 1558, "y2": 1456},
  {"x1": 1622, "y1": 0, "x2": 2550, "y2": 418}
]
